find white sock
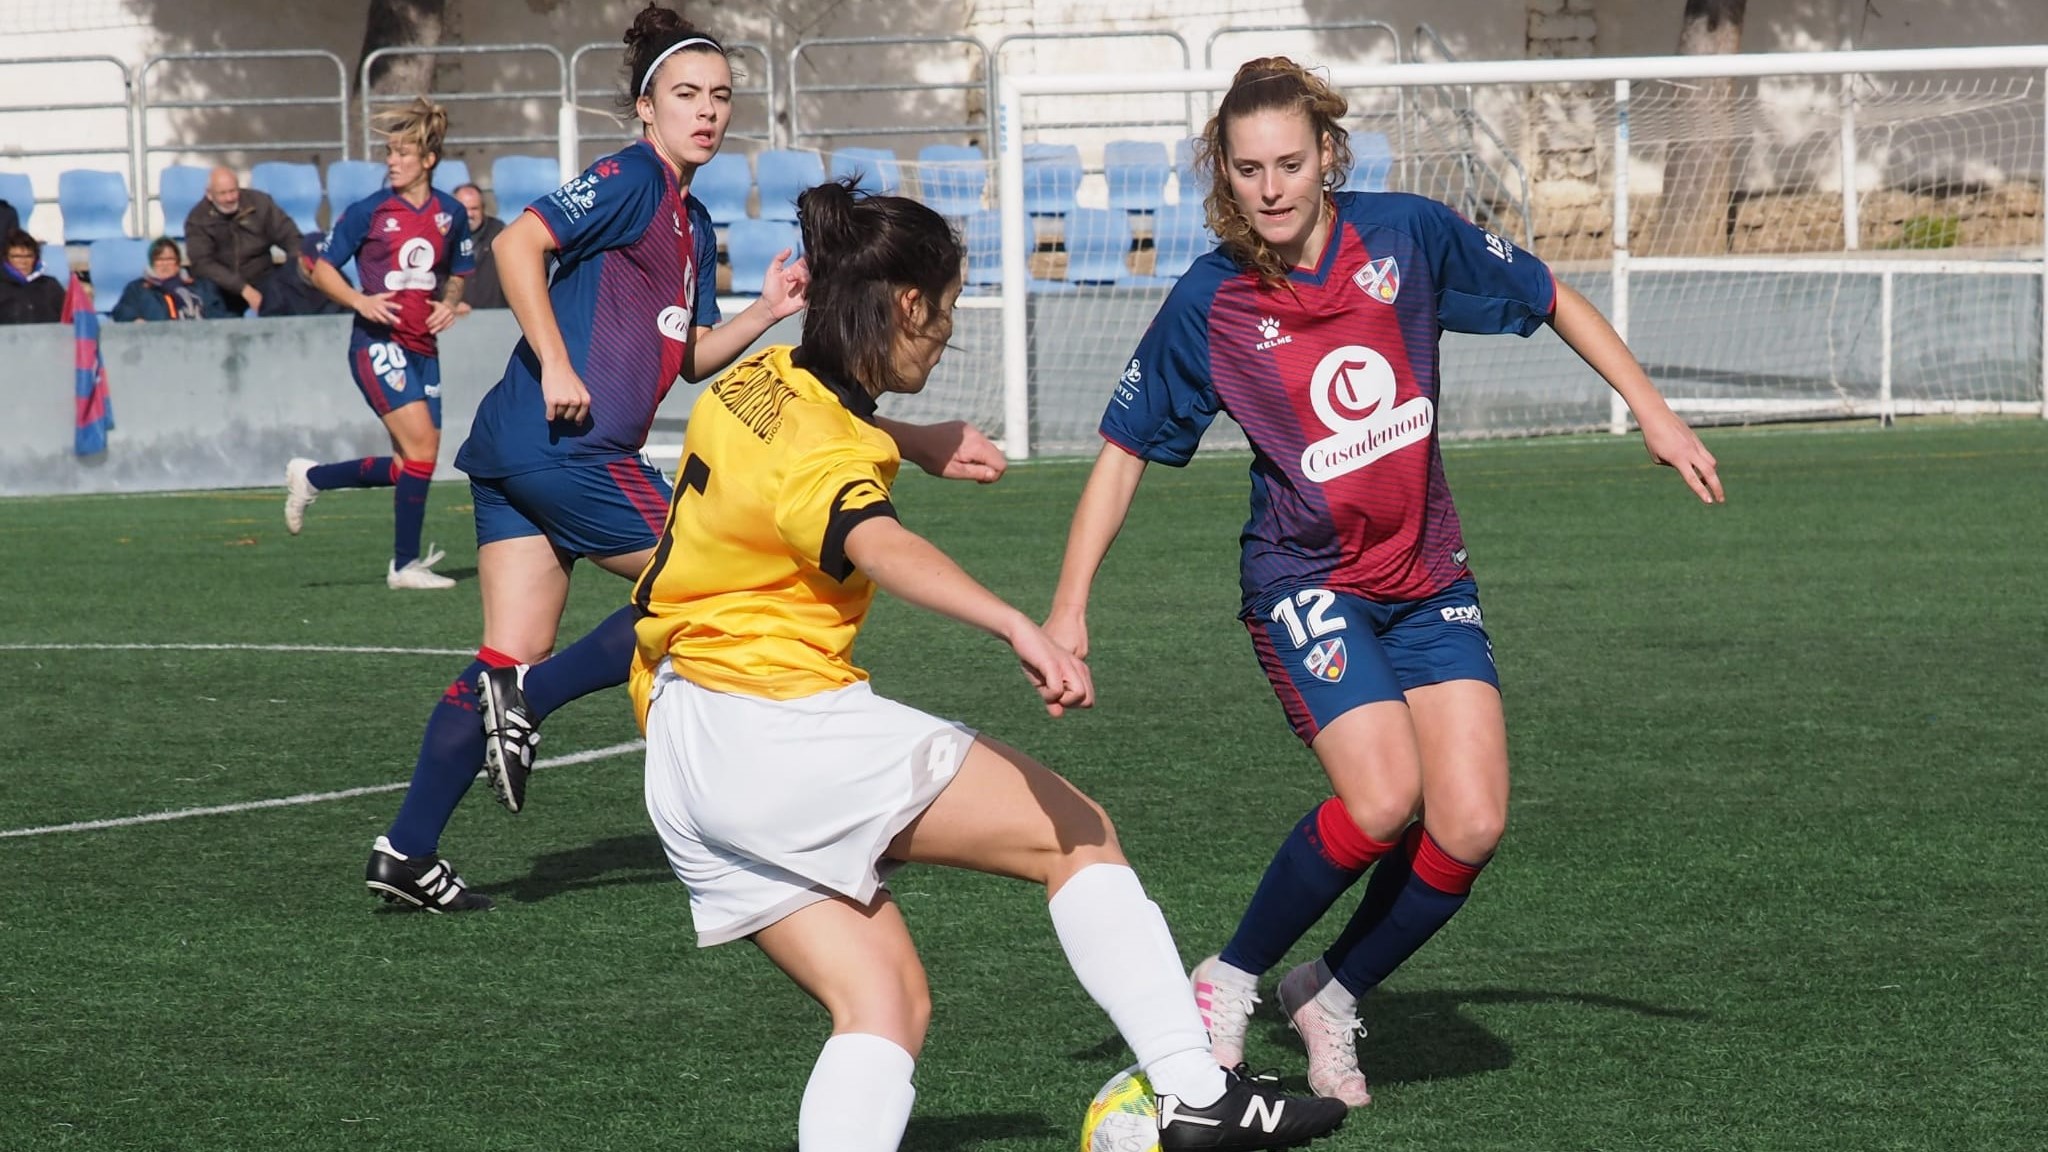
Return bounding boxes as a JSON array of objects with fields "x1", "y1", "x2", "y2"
[
  {"x1": 1309, "y1": 957, "x2": 1358, "y2": 1017},
  {"x1": 798, "y1": 1033, "x2": 916, "y2": 1152},
  {"x1": 1210, "y1": 957, "x2": 1260, "y2": 990},
  {"x1": 1048, "y1": 863, "x2": 1228, "y2": 1108}
]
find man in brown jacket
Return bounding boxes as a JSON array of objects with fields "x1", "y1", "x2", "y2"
[{"x1": 184, "y1": 166, "x2": 302, "y2": 316}]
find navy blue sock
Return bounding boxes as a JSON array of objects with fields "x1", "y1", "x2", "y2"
[
  {"x1": 1217, "y1": 798, "x2": 1396, "y2": 977},
  {"x1": 1328, "y1": 830, "x2": 1485, "y2": 997},
  {"x1": 392, "y1": 459, "x2": 434, "y2": 567},
  {"x1": 308, "y1": 456, "x2": 395, "y2": 490},
  {"x1": 523, "y1": 606, "x2": 640, "y2": 720},
  {"x1": 385, "y1": 652, "x2": 513, "y2": 857},
  {"x1": 1321, "y1": 824, "x2": 1420, "y2": 967}
]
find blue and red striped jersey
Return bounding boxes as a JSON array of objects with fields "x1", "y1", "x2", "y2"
[
  {"x1": 322, "y1": 187, "x2": 475, "y2": 358},
  {"x1": 458, "y1": 140, "x2": 721, "y2": 479},
  {"x1": 1100, "y1": 191, "x2": 1557, "y2": 611}
]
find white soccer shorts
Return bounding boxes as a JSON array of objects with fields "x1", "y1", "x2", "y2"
[{"x1": 642, "y1": 659, "x2": 978, "y2": 946}]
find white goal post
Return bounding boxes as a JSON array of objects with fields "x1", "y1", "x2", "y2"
[{"x1": 983, "y1": 45, "x2": 2048, "y2": 460}]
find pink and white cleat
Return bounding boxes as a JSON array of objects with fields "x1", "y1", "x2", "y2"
[
  {"x1": 1189, "y1": 954, "x2": 1261, "y2": 1070},
  {"x1": 1277, "y1": 962, "x2": 1373, "y2": 1107}
]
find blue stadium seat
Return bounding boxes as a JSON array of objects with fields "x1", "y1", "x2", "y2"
[
  {"x1": 157, "y1": 166, "x2": 210, "y2": 237},
  {"x1": 57, "y1": 169, "x2": 130, "y2": 243},
  {"x1": 830, "y1": 147, "x2": 902, "y2": 196},
  {"x1": 755, "y1": 150, "x2": 824, "y2": 223},
  {"x1": 325, "y1": 160, "x2": 387, "y2": 214},
  {"x1": 89, "y1": 237, "x2": 150, "y2": 312},
  {"x1": 915, "y1": 145, "x2": 985, "y2": 218},
  {"x1": 41, "y1": 242, "x2": 69, "y2": 280},
  {"x1": 431, "y1": 159, "x2": 471, "y2": 193},
  {"x1": 726, "y1": 218, "x2": 800, "y2": 296},
  {"x1": 692, "y1": 153, "x2": 751, "y2": 224},
  {"x1": 491, "y1": 155, "x2": 561, "y2": 224},
  {"x1": 1062, "y1": 208, "x2": 1132, "y2": 284},
  {"x1": 963, "y1": 209, "x2": 1002, "y2": 294},
  {"x1": 1104, "y1": 140, "x2": 1170, "y2": 214},
  {"x1": 1174, "y1": 137, "x2": 1204, "y2": 203},
  {"x1": 1022, "y1": 143, "x2": 1081, "y2": 217},
  {"x1": 1345, "y1": 131, "x2": 1394, "y2": 193},
  {"x1": 0, "y1": 172, "x2": 33, "y2": 221},
  {"x1": 1130, "y1": 203, "x2": 1214, "y2": 284},
  {"x1": 250, "y1": 162, "x2": 322, "y2": 231}
]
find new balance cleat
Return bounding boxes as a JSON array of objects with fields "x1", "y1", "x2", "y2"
[
  {"x1": 283, "y1": 458, "x2": 317, "y2": 535},
  {"x1": 1191, "y1": 954, "x2": 1261, "y2": 1070},
  {"x1": 1276, "y1": 962, "x2": 1372, "y2": 1107},
  {"x1": 365, "y1": 836, "x2": 493, "y2": 912},
  {"x1": 1157, "y1": 1064, "x2": 1347, "y2": 1151},
  {"x1": 477, "y1": 663, "x2": 540, "y2": 814}
]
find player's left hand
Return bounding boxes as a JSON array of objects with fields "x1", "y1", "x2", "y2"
[
  {"x1": 1640, "y1": 411, "x2": 1725, "y2": 504},
  {"x1": 909, "y1": 420, "x2": 1006, "y2": 484},
  {"x1": 760, "y1": 250, "x2": 809, "y2": 320},
  {"x1": 425, "y1": 300, "x2": 459, "y2": 335},
  {"x1": 1007, "y1": 619, "x2": 1094, "y2": 718}
]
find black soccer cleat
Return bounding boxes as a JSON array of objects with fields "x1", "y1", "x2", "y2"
[
  {"x1": 476, "y1": 663, "x2": 540, "y2": 814},
  {"x1": 365, "y1": 836, "x2": 494, "y2": 912},
  {"x1": 1157, "y1": 1064, "x2": 1347, "y2": 1151}
]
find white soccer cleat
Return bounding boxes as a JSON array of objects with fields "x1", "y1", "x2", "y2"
[
  {"x1": 388, "y1": 555, "x2": 456, "y2": 590},
  {"x1": 1277, "y1": 962, "x2": 1372, "y2": 1107},
  {"x1": 283, "y1": 457, "x2": 317, "y2": 535},
  {"x1": 1190, "y1": 955, "x2": 1261, "y2": 1070}
]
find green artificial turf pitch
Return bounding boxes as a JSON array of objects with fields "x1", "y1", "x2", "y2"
[{"x1": 3, "y1": 421, "x2": 2044, "y2": 1151}]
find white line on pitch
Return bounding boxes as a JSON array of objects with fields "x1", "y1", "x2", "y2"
[
  {"x1": 0, "y1": 741, "x2": 645, "y2": 840},
  {"x1": 0, "y1": 642, "x2": 473, "y2": 656}
]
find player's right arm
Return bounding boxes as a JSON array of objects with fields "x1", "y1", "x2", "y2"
[
  {"x1": 1045, "y1": 274, "x2": 1219, "y2": 658},
  {"x1": 312, "y1": 202, "x2": 398, "y2": 325},
  {"x1": 1044, "y1": 445, "x2": 1148, "y2": 660},
  {"x1": 846, "y1": 516, "x2": 1093, "y2": 718},
  {"x1": 493, "y1": 210, "x2": 588, "y2": 424}
]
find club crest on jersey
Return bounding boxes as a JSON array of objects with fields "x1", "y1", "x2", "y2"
[
  {"x1": 1299, "y1": 344, "x2": 1435, "y2": 483},
  {"x1": 1352, "y1": 256, "x2": 1400, "y2": 304},
  {"x1": 433, "y1": 211, "x2": 452, "y2": 235},
  {"x1": 1302, "y1": 636, "x2": 1347, "y2": 683}
]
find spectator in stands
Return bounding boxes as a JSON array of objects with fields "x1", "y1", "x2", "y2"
[
  {"x1": 0, "y1": 229, "x2": 64, "y2": 325},
  {"x1": 0, "y1": 197, "x2": 19, "y2": 244},
  {"x1": 111, "y1": 237, "x2": 229, "y2": 322},
  {"x1": 185, "y1": 166, "x2": 301, "y2": 317},
  {"x1": 448, "y1": 183, "x2": 506, "y2": 311},
  {"x1": 259, "y1": 232, "x2": 346, "y2": 318}
]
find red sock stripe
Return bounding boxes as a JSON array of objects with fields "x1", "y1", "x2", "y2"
[
  {"x1": 399, "y1": 458, "x2": 436, "y2": 479},
  {"x1": 476, "y1": 646, "x2": 520, "y2": 670},
  {"x1": 1313, "y1": 797, "x2": 1398, "y2": 871},
  {"x1": 1411, "y1": 830, "x2": 1486, "y2": 895}
]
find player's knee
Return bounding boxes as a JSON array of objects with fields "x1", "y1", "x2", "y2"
[
  {"x1": 1339, "y1": 792, "x2": 1419, "y2": 846},
  {"x1": 1430, "y1": 804, "x2": 1506, "y2": 863}
]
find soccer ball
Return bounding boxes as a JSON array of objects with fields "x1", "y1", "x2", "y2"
[{"x1": 1080, "y1": 1065, "x2": 1159, "y2": 1152}]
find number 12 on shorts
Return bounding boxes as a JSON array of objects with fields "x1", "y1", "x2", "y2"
[{"x1": 1269, "y1": 588, "x2": 1347, "y2": 649}]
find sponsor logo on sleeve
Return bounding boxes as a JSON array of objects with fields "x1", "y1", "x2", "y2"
[
  {"x1": 549, "y1": 173, "x2": 602, "y2": 222},
  {"x1": 1484, "y1": 231, "x2": 1514, "y2": 262}
]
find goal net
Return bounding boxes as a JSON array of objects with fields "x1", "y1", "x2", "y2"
[{"x1": 927, "y1": 50, "x2": 2048, "y2": 458}]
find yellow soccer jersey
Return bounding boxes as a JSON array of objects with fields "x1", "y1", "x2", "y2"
[{"x1": 629, "y1": 345, "x2": 902, "y2": 726}]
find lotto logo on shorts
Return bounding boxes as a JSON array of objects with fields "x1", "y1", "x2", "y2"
[
  {"x1": 1302, "y1": 636, "x2": 1347, "y2": 683},
  {"x1": 1439, "y1": 605, "x2": 1483, "y2": 625}
]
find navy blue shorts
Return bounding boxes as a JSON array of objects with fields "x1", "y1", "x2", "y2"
[
  {"x1": 470, "y1": 457, "x2": 673, "y2": 559},
  {"x1": 1246, "y1": 578, "x2": 1498, "y2": 745},
  {"x1": 348, "y1": 331, "x2": 441, "y2": 428}
]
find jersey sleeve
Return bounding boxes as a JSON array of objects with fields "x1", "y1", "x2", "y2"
[
  {"x1": 527, "y1": 151, "x2": 663, "y2": 257},
  {"x1": 775, "y1": 427, "x2": 899, "y2": 584},
  {"x1": 1097, "y1": 275, "x2": 1221, "y2": 466},
  {"x1": 320, "y1": 198, "x2": 371, "y2": 266},
  {"x1": 1420, "y1": 198, "x2": 1556, "y2": 337},
  {"x1": 688, "y1": 196, "x2": 722, "y2": 328},
  {"x1": 444, "y1": 194, "x2": 477, "y2": 278}
]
